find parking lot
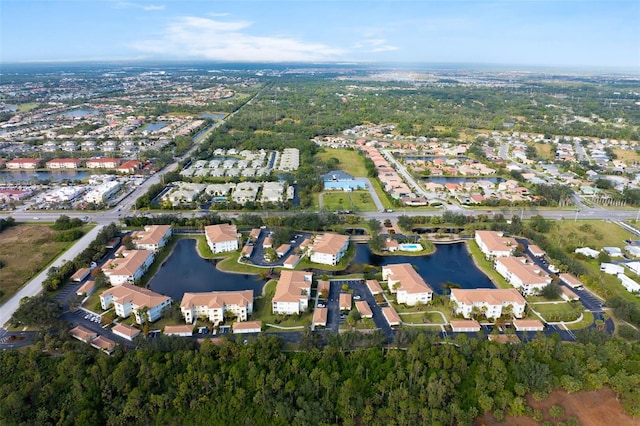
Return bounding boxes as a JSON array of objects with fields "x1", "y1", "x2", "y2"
[
  {"x1": 246, "y1": 229, "x2": 312, "y2": 267},
  {"x1": 325, "y1": 279, "x2": 394, "y2": 338},
  {"x1": 72, "y1": 308, "x2": 103, "y2": 325}
]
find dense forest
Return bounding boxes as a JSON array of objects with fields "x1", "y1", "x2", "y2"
[{"x1": 1, "y1": 331, "x2": 639, "y2": 425}]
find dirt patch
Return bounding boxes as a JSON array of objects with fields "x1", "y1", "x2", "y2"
[
  {"x1": 5, "y1": 335, "x2": 26, "y2": 343},
  {"x1": 476, "y1": 388, "x2": 637, "y2": 426}
]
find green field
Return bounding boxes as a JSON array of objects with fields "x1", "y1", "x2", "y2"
[
  {"x1": 316, "y1": 148, "x2": 368, "y2": 176},
  {"x1": 321, "y1": 191, "x2": 377, "y2": 212},
  {"x1": 0, "y1": 224, "x2": 80, "y2": 305},
  {"x1": 465, "y1": 240, "x2": 511, "y2": 289},
  {"x1": 531, "y1": 302, "x2": 583, "y2": 322}
]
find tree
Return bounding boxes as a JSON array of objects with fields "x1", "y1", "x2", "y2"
[
  {"x1": 397, "y1": 215, "x2": 413, "y2": 232},
  {"x1": 11, "y1": 294, "x2": 62, "y2": 328},
  {"x1": 366, "y1": 218, "x2": 381, "y2": 234},
  {"x1": 540, "y1": 282, "x2": 562, "y2": 300}
]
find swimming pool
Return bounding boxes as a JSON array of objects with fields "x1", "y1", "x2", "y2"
[{"x1": 398, "y1": 243, "x2": 423, "y2": 252}]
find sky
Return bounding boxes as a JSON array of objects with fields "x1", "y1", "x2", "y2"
[{"x1": 1, "y1": 0, "x2": 639, "y2": 70}]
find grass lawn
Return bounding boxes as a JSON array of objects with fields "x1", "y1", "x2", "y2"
[
  {"x1": 533, "y1": 142, "x2": 554, "y2": 161},
  {"x1": 465, "y1": 240, "x2": 511, "y2": 289},
  {"x1": 316, "y1": 148, "x2": 368, "y2": 177},
  {"x1": 544, "y1": 219, "x2": 634, "y2": 250},
  {"x1": 368, "y1": 177, "x2": 395, "y2": 210},
  {"x1": 217, "y1": 251, "x2": 266, "y2": 275},
  {"x1": 531, "y1": 302, "x2": 583, "y2": 322},
  {"x1": 252, "y1": 280, "x2": 312, "y2": 330},
  {"x1": 16, "y1": 102, "x2": 39, "y2": 113},
  {"x1": 0, "y1": 224, "x2": 76, "y2": 305},
  {"x1": 82, "y1": 291, "x2": 106, "y2": 313},
  {"x1": 565, "y1": 311, "x2": 595, "y2": 330},
  {"x1": 613, "y1": 148, "x2": 640, "y2": 163},
  {"x1": 321, "y1": 191, "x2": 377, "y2": 212},
  {"x1": 399, "y1": 312, "x2": 446, "y2": 324}
]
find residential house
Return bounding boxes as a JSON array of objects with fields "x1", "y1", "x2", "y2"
[
  {"x1": 382, "y1": 263, "x2": 433, "y2": 306},
  {"x1": 600, "y1": 263, "x2": 625, "y2": 275},
  {"x1": 6, "y1": 158, "x2": 41, "y2": 170},
  {"x1": 86, "y1": 158, "x2": 122, "y2": 169},
  {"x1": 130, "y1": 225, "x2": 172, "y2": 251},
  {"x1": 450, "y1": 288, "x2": 527, "y2": 319},
  {"x1": 180, "y1": 290, "x2": 254, "y2": 325},
  {"x1": 309, "y1": 233, "x2": 350, "y2": 266},
  {"x1": 494, "y1": 256, "x2": 552, "y2": 296},
  {"x1": 204, "y1": 224, "x2": 238, "y2": 253},
  {"x1": 272, "y1": 270, "x2": 313, "y2": 315},
  {"x1": 102, "y1": 249, "x2": 155, "y2": 285},
  {"x1": 100, "y1": 283, "x2": 171, "y2": 324},
  {"x1": 475, "y1": 230, "x2": 517, "y2": 259},
  {"x1": 575, "y1": 247, "x2": 600, "y2": 258},
  {"x1": 46, "y1": 158, "x2": 83, "y2": 169}
]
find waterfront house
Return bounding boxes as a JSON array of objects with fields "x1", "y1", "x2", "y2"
[
  {"x1": 309, "y1": 233, "x2": 349, "y2": 266},
  {"x1": 180, "y1": 290, "x2": 253, "y2": 325},
  {"x1": 382, "y1": 263, "x2": 433, "y2": 306},
  {"x1": 99, "y1": 283, "x2": 171, "y2": 324},
  {"x1": 272, "y1": 270, "x2": 313, "y2": 315},
  {"x1": 204, "y1": 224, "x2": 238, "y2": 253},
  {"x1": 450, "y1": 288, "x2": 526, "y2": 319}
]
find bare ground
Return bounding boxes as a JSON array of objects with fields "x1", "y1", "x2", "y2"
[{"x1": 476, "y1": 388, "x2": 638, "y2": 426}]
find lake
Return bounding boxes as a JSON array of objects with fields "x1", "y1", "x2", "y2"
[
  {"x1": 149, "y1": 238, "x2": 266, "y2": 301},
  {"x1": 59, "y1": 109, "x2": 100, "y2": 118},
  {"x1": 0, "y1": 170, "x2": 89, "y2": 183},
  {"x1": 142, "y1": 122, "x2": 167, "y2": 131},
  {"x1": 350, "y1": 243, "x2": 495, "y2": 294}
]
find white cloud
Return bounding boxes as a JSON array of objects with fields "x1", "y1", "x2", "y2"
[
  {"x1": 131, "y1": 16, "x2": 345, "y2": 62},
  {"x1": 353, "y1": 38, "x2": 398, "y2": 53},
  {"x1": 114, "y1": 2, "x2": 165, "y2": 11}
]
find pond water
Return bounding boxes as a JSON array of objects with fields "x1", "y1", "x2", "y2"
[
  {"x1": 59, "y1": 109, "x2": 100, "y2": 117},
  {"x1": 142, "y1": 122, "x2": 167, "y2": 131},
  {"x1": 350, "y1": 243, "x2": 495, "y2": 294},
  {"x1": 149, "y1": 238, "x2": 265, "y2": 301},
  {"x1": 0, "y1": 170, "x2": 89, "y2": 183}
]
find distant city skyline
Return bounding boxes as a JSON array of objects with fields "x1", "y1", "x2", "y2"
[{"x1": 1, "y1": 0, "x2": 639, "y2": 71}]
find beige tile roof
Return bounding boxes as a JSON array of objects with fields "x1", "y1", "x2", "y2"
[
  {"x1": 339, "y1": 293, "x2": 352, "y2": 310},
  {"x1": 101, "y1": 282, "x2": 170, "y2": 309},
  {"x1": 451, "y1": 288, "x2": 526, "y2": 305},
  {"x1": 559, "y1": 273, "x2": 583, "y2": 287},
  {"x1": 366, "y1": 279, "x2": 383, "y2": 294},
  {"x1": 77, "y1": 279, "x2": 96, "y2": 294},
  {"x1": 496, "y1": 257, "x2": 551, "y2": 285},
  {"x1": 131, "y1": 225, "x2": 171, "y2": 247},
  {"x1": 313, "y1": 307, "x2": 328, "y2": 325},
  {"x1": 273, "y1": 270, "x2": 312, "y2": 304},
  {"x1": 476, "y1": 230, "x2": 517, "y2": 253},
  {"x1": 383, "y1": 263, "x2": 433, "y2": 294},
  {"x1": 180, "y1": 290, "x2": 253, "y2": 309},
  {"x1": 450, "y1": 319, "x2": 481, "y2": 330},
  {"x1": 528, "y1": 244, "x2": 545, "y2": 257},
  {"x1": 311, "y1": 233, "x2": 349, "y2": 256},
  {"x1": 355, "y1": 301, "x2": 373, "y2": 317},
  {"x1": 317, "y1": 280, "x2": 330, "y2": 294},
  {"x1": 561, "y1": 286, "x2": 579, "y2": 299},
  {"x1": 382, "y1": 307, "x2": 401, "y2": 325},
  {"x1": 232, "y1": 320, "x2": 262, "y2": 332},
  {"x1": 276, "y1": 244, "x2": 291, "y2": 254},
  {"x1": 71, "y1": 268, "x2": 91, "y2": 281},
  {"x1": 249, "y1": 228, "x2": 261, "y2": 240},
  {"x1": 242, "y1": 245, "x2": 253, "y2": 256},
  {"x1": 70, "y1": 325, "x2": 97, "y2": 342},
  {"x1": 91, "y1": 335, "x2": 117, "y2": 352},
  {"x1": 111, "y1": 323, "x2": 141, "y2": 338},
  {"x1": 104, "y1": 249, "x2": 154, "y2": 277},
  {"x1": 163, "y1": 324, "x2": 194, "y2": 335},
  {"x1": 204, "y1": 224, "x2": 237, "y2": 243},
  {"x1": 513, "y1": 319, "x2": 544, "y2": 330}
]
